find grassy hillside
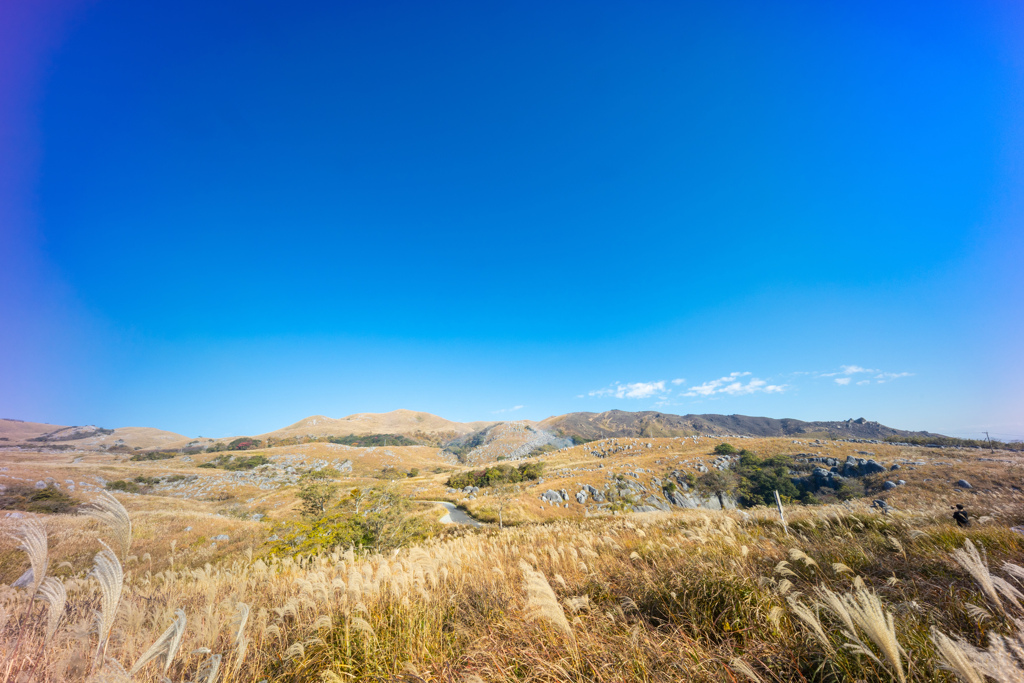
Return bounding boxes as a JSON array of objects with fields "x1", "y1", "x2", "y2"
[{"x1": 1, "y1": 435, "x2": 1022, "y2": 682}]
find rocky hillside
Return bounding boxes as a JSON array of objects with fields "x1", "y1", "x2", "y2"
[
  {"x1": 2, "y1": 409, "x2": 944, "y2": 455},
  {"x1": 442, "y1": 421, "x2": 572, "y2": 465},
  {"x1": 0, "y1": 419, "x2": 189, "y2": 451},
  {"x1": 537, "y1": 410, "x2": 940, "y2": 441}
]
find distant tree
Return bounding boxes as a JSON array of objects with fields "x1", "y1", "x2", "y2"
[
  {"x1": 493, "y1": 482, "x2": 519, "y2": 529},
  {"x1": 297, "y1": 481, "x2": 338, "y2": 518},
  {"x1": 696, "y1": 470, "x2": 739, "y2": 505},
  {"x1": 714, "y1": 443, "x2": 738, "y2": 455}
]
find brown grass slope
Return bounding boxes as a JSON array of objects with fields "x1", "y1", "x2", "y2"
[
  {"x1": 257, "y1": 410, "x2": 496, "y2": 442},
  {"x1": 0, "y1": 419, "x2": 72, "y2": 443}
]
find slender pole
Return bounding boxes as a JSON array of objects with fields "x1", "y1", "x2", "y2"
[{"x1": 774, "y1": 490, "x2": 789, "y2": 537}]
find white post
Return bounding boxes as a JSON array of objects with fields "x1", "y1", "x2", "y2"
[{"x1": 774, "y1": 490, "x2": 789, "y2": 537}]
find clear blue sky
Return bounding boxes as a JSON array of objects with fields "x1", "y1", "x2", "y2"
[{"x1": 2, "y1": 0, "x2": 1022, "y2": 439}]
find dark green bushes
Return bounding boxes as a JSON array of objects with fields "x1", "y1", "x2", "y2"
[
  {"x1": 198, "y1": 454, "x2": 270, "y2": 470},
  {"x1": 227, "y1": 437, "x2": 263, "y2": 451},
  {"x1": 447, "y1": 461, "x2": 545, "y2": 489},
  {"x1": 326, "y1": 433, "x2": 419, "y2": 447},
  {"x1": 732, "y1": 452, "x2": 804, "y2": 506},
  {"x1": 130, "y1": 451, "x2": 176, "y2": 461},
  {"x1": 0, "y1": 484, "x2": 78, "y2": 514},
  {"x1": 714, "y1": 443, "x2": 738, "y2": 455}
]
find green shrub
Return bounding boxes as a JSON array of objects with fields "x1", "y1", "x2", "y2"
[
  {"x1": 106, "y1": 480, "x2": 142, "y2": 494},
  {"x1": 376, "y1": 467, "x2": 406, "y2": 480},
  {"x1": 129, "y1": 451, "x2": 175, "y2": 461},
  {"x1": 199, "y1": 454, "x2": 270, "y2": 470},
  {"x1": 446, "y1": 461, "x2": 546, "y2": 490},
  {"x1": 228, "y1": 437, "x2": 263, "y2": 451},
  {"x1": 696, "y1": 470, "x2": 739, "y2": 498},
  {"x1": 734, "y1": 452, "x2": 802, "y2": 507},
  {"x1": 326, "y1": 433, "x2": 419, "y2": 447},
  {"x1": 0, "y1": 484, "x2": 79, "y2": 514},
  {"x1": 714, "y1": 443, "x2": 738, "y2": 455},
  {"x1": 297, "y1": 481, "x2": 339, "y2": 518},
  {"x1": 836, "y1": 479, "x2": 865, "y2": 501},
  {"x1": 301, "y1": 467, "x2": 341, "y2": 481}
]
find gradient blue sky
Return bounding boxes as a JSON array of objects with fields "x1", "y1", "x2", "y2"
[{"x1": 2, "y1": 0, "x2": 1022, "y2": 439}]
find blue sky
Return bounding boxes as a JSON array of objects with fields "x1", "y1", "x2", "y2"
[{"x1": 2, "y1": 0, "x2": 1022, "y2": 439}]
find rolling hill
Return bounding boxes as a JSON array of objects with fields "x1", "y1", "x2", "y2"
[
  {"x1": 537, "y1": 410, "x2": 941, "y2": 441},
  {"x1": 2, "y1": 409, "x2": 943, "y2": 455},
  {"x1": 255, "y1": 410, "x2": 496, "y2": 444}
]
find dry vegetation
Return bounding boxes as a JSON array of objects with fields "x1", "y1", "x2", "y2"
[{"x1": 2, "y1": 438, "x2": 1024, "y2": 682}]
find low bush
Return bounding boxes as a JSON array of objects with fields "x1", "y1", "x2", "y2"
[
  {"x1": 447, "y1": 461, "x2": 545, "y2": 489},
  {"x1": 198, "y1": 454, "x2": 270, "y2": 470},
  {"x1": 228, "y1": 437, "x2": 263, "y2": 451},
  {"x1": 326, "y1": 433, "x2": 419, "y2": 447},
  {"x1": 733, "y1": 452, "x2": 804, "y2": 506},
  {"x1": 129, "y1": 451, "x2": 176, "y2": 461},
  {"x1": 0, "y1": 484, "x2": 78, "y2": 514}
]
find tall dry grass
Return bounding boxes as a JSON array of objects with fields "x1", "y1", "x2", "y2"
[{"x1": 0, "y1": 494, "x2": 1023, "y2": 681}]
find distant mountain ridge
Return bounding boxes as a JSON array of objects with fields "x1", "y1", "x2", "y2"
[
  {"x1": 1, "y1": 409, "x2": 943, "y2": 452},
  {"x1": 537, "y1": 410, "x2": 941, "y2": 441}
]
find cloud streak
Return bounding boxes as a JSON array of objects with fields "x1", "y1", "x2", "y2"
[
  {"x1": 822, "y1": 365, "x2": 914, "y2": 386},
  {"x1": 589, "y1": 381, "x2": 670, "y2": 399},
  {"x1": 492, "y1": 405, "x2": 524, "y2": 414},
  {"x1": 681, "y1": 372, "x2": 786, "y2": 397}
]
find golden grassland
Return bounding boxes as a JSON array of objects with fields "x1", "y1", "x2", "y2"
[{"x1": 1, "y1": 438, "x2": 1023, "y2": 682}]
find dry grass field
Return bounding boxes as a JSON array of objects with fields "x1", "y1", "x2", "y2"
[{"x1": 2, "y1": 436, "x2": 1023, "y2": 682}]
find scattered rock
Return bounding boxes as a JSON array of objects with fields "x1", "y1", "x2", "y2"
[
  {"x1": 955, "y1": 480, "x2": 972, "y2": 489},
  {"x1": 541, "y1": 490, "x2": 564, "y2": 503},
  {"x1": 212, "y1": 534, "x2": 230, "y2": 542},
  {"x1": 882, "y1": 481, "x2": 897, "y2": 491}
]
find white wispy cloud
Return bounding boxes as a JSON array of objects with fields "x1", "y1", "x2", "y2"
[
  {"x1": 588, "y1": 380, "x2": 670, "y2": 399},
  {"x1": 492, "y1": 405, "x2": 525, "y2": 414},
  {"x1": 681, "y1": 372, "x2": 786, "y2": 397},
  {"x1": 822, "y1": 365, "x2": 877, "y2": 377},
  {"x1": 671, "y1": 378, "x2": 686, "y2": 385},
  {"x1": 824, "y1": 365, "x2": 914, "y2": 386},
  {"x1": 875, "y1": 372, "x2": 913, "y2": 383}
]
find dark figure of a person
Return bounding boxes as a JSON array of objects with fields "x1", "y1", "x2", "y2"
[{"x1": 953, "y1": 504, "x2": 970, "y2": 528}]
